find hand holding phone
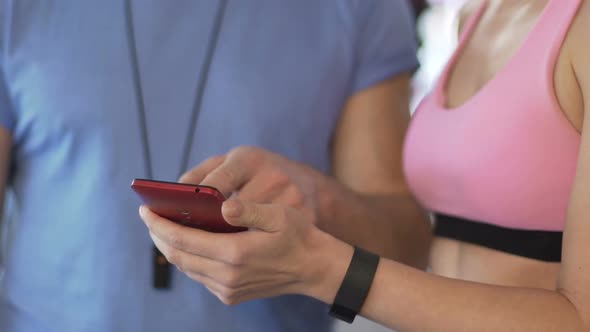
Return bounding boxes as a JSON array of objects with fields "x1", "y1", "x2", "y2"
[{"x1": 131, "y1": 178, "x2": 246, "y2": 233}]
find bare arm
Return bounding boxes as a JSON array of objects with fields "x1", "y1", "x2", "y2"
[
  {"x1": 312, "y1": 237, "x2": 588, "y2": 331},
  {"x1": 306, "y1": 8, "x2": 590, "y2": 330},
  {"x1": 319, "y1": 74, "x2": 431, "y2": 267}
]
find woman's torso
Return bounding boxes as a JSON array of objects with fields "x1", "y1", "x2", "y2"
[{"x1": 409, "y1": 0, "x2": 586, "y2": 288}]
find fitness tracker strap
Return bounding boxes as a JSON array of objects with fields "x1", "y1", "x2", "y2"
[{"x1": 329, "y1": 246, "x2": 380, "y2": 323}]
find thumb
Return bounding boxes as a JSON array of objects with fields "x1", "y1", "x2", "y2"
[
  {"x1": 222, "y1": 199, "x2": 281, "y2": 232},
  {"x1": 179, "y1": 155, "x2": 226, "y2": 184}
]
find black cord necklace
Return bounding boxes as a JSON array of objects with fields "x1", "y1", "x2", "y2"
[{"x1": 124, "y1": 0, "x2": 229, "y2": 289}]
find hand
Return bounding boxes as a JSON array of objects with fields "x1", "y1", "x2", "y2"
[
  {"x1": 179, "y1": 146, "x2": 321, "y2": 218},
  {"x1": 139, "y1": 200, "x2": 352, "y2": 305}
]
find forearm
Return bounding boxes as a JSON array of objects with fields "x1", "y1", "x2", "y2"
[
  {"x1": 315, "y1": 174, "x2": 431, "y2": 268},
  {"x1": 364, "y1": 262, "x2": 585, "y2": 331},
  {"x1": 307, "y1": 234, "x2": 587, "y2": 332}
]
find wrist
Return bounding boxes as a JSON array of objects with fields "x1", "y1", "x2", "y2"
[
  {"x1": 314, "y1": 175, "x2": 357, "y2": 230},
  {"x1": 299, "y1": 228, "x2": 354, "y2": 304}
]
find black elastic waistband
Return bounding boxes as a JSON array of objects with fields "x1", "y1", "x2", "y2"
[{"x1": 434, "y1": 214, "x2": 562, "y2": 262}]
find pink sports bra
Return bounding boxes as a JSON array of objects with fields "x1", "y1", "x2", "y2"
[{"x1": 403, "y1": 0, "x2": 582, "y2": 235}]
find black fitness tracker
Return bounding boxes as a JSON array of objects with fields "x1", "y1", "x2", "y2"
[{"x1": 329, "y1": 246, "x2": 380, "y2": 323}]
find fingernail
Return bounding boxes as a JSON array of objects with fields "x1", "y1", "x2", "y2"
[{"x1": 139, "y1": 205, "x2": 146, "y2": 217}]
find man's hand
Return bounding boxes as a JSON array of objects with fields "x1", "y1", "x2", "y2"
[{"x1": 180, "y1": 146, "x2": 320, "y2": 218}]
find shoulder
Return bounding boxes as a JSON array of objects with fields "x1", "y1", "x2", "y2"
[
  {"x1": 568, "y1": 0, "x2": 590, "y2": 63},
  {"x1": 568, "y1": 0, "x2": 590, "y2": 44},
  {"x1": 567, "y1": 1, "x2": 590, "y2": 99}
]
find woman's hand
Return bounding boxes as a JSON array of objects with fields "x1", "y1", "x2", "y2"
[{"x1": 139, "y1": 199, "x2": 353, "y2": 305}]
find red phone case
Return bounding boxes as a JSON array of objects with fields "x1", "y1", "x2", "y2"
[{"x1": 131, "y1": 178, "x2": 246, "y2": 233}]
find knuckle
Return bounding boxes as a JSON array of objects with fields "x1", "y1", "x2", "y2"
[
  {"x1": 167, "y1": 230, "x2": 186, "y2": 250},
  {"x1": 210, "y1": 168, "x2": 239, "y2": 189},
  {"x1": 219, "y1": 296, "x2": 232, "y2": 306},
  {"x1": 230, "y1": 145, "x2": 255, "y2": 156},
  {"x1": 284, "y1": 185, "x2": 305, "y2": 207},
  {"x1": 249, "y1": 205, "x2": 265, "y2": 227},
  {"x1": 186, "y1": 272, "x2": 200, "y2": 282},
  {"x1": 231, "y1": 146, "x2": 263, "y2": 163},
  {"x1": 267, "y1": 170, "x2": 290, "y2": 188},
  {"x1": 226, "y1": 244, "x2": 245, "y2": 265},
  {"x1": 219, "y1": 290, "x2": 239, "y2": 306},
  {"x1": 208, "y1": 154, "x2": 225, "y2": 164},
  {"x1": 222, "y1": 269, "x2": 242, "y2": 288},
  {"x1": 216, "y1": 167, "x2": 236, "y2": 183},
  {"x1": 166, "y1": 249, "x2": 183, "y2": 269},
  {"x1": 223, "y1": 245, "x2": 237, "y2": 264},
  {"x1": 228, "y1": 146, "x2": 244, "y2": 155}
]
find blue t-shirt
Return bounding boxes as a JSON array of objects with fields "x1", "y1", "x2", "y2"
[{"x1": 0, "y1": 1, "x2": 418, "y2": 331}]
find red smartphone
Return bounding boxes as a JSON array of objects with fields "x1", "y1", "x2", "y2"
[{"x1": 131, "y1": 178, "x2": 246, "y2": 233}]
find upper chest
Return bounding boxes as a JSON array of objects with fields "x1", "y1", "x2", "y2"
[{"x1": 445, "y1": 0, "x2": 583, "y2": 131}]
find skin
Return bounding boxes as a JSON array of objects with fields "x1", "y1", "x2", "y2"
[
  {"x1": 140, "y1": 0, "x2": 590, "y2": 330},
  {"x1": 177, "y1": 74, "x2": 432, "y2": 267}
]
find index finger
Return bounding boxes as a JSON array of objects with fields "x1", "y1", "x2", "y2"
[
  {"x1": 199, "y1": 158, "x2": 256, "y2": 197},
  {"x1": 179, "y1": 155, "x2": 226, "y2": 184}
]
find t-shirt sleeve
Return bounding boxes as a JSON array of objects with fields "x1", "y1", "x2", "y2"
[{"x1": 352, "y1": 0, "x2": 420, "y2": 93}]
